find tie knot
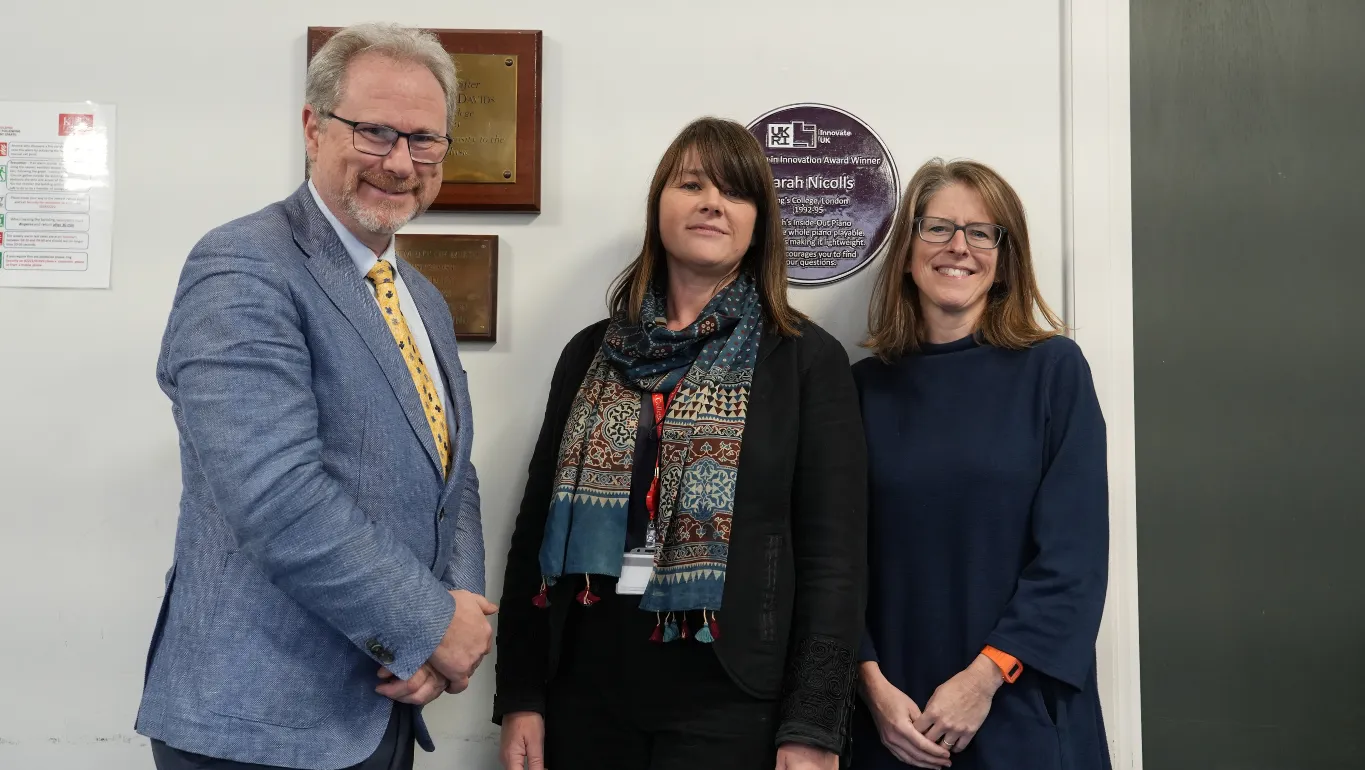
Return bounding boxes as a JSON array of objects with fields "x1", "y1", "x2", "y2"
[{"x1": 367, "y1": 260, "x2": 395, "y2": 286}]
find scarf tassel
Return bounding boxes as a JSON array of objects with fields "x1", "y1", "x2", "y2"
[
  {"x1": 649, "y1": 612, "x2": 664, "y2": 643},
  {"x1": 695, "y1": 610, "x2": 718, "y2": 644},
  {"x1": 575, "y1": 575, "x2": 600, "y2": 606},
  {"x1": 531, "y1": 580, "x2": 550, "y2": 609}
]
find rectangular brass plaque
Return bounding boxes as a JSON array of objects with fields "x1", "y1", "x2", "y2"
[
  {"x1": 446, "y1": 53, "x2": 518, "y2": 184},
  {"x1": 396, "y1": 234, "x2": 498, "y2": 342}
]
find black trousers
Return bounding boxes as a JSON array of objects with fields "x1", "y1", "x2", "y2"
[
  {"x1": 151, "y1": 702, "x2": 414, "y2": 770},
  {"x1": 545, "y1": 577, "x2": 780, "y2": 770}
]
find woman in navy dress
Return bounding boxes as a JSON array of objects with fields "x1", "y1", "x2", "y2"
[{"x1": 851, "y1": 159, "x2": 1110, "y2": 770}]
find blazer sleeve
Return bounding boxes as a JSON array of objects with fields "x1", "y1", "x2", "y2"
[
  {"x1": 160, "y1": 236, "x2": 454, "y2": 682},
  {"x1": 492, "y1": 325, "x2": 598, "y2": 723},
  {"x1": 984, "y1": 341, "x2": 1109, "y2": 690},
  {"x1": 775, "y1": 332, "x2": 869, "y2": 753}
]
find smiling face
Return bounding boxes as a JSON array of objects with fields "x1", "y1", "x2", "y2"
[
  {"x1": 304, "y1": 52, "x2": 447, "y2": 252},
  {"x1": 907, "y1": 182, "x2": 1000, "y2": 332},
  {"x1": 656, "y1": 148, "x2": 758, "y2": 280}
]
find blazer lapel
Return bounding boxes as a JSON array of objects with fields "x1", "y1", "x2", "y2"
[
  {"x1": 755, "y1": 322, "x2": 782, "y2": 369},
  {"x1": 284, "y1": 185, "x2": 443, "y2": 477}
]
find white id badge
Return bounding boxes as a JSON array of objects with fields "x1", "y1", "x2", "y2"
[{"x1": 616, "y1": 550, "x2": 655, "y2": 595}]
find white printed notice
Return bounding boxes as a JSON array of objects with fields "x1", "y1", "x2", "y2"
[{"x1": 0, "y1": 102, "x2": 116, "y2": 288}]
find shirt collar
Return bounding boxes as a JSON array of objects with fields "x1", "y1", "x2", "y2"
[{"x1": 307, "y1": 180, "x2": 396, "y2": 277}]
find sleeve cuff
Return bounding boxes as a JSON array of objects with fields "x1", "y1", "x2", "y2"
[
  {"x1": 857, "y1": 631, "x2": 878, "y2": 663},
  {"x1": 775, "y1": 724, "x2": 844, "y2": 755},
  {"x1": 365, "y1": 585, "x2": 454, "y2": 680},
  {"x1": 492, "y1": 690, "x2": 546, "y2": 725},
  {"x1": 779, "y1": 635, "x2": 857, "y2": 756}
]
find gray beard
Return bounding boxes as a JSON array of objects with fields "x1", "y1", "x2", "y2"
[{"x1": 341, "y1": 186, "x2": 424, "y2": 236}]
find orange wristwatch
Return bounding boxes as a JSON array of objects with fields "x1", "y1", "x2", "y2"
[{"x1": 982, "y1": 645, "x2": 1022, "y2": 683}]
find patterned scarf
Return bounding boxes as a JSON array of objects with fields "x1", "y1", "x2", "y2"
[{"x1": 539, "y1": 274, "x2": 762, "y2": 614}]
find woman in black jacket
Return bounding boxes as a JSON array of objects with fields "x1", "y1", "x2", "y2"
[{"x1": 494, "y1": 117, "x2": 867, "y2": 770}]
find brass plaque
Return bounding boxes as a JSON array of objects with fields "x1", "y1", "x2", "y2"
[
  {"x1": 446, "y1": 53, "x2": 518, "y2": 184},
  {"x1": 396, "y1": 234, "x2": 498, "y2": 342}
]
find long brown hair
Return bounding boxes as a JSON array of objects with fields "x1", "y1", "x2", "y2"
[
  {"x1": 865, "y1": 158, "x2": 1063, "y2": 360},
  {"x1": 608, "y1": 117, "x2": 805, "y2": 337}
]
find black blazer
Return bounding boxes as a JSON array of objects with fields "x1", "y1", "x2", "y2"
[{"x1": 493, "y1": 317, "x2": 868, "y2": 753}]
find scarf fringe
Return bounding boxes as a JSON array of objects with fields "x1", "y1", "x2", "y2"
[{"x1": 648, "y1": 609, "x2": 720, "y2": 644}]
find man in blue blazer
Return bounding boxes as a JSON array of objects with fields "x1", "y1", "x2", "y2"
[{"x1": 135, "y1": 23, "x2": 495, "y2": 770}]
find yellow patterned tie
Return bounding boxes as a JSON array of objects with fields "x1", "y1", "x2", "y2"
[{"x1": 366, "y1": 260, "x2": 450, "y2": 476}]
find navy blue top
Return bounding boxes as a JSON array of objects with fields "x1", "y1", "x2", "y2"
[{"x1": 851, "y1": 334, "x2": 1112, "y2": 770}]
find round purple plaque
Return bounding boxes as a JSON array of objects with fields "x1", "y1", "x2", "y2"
[{"x1": 747, "y1": 104, "x2": 900, "y2": 285}]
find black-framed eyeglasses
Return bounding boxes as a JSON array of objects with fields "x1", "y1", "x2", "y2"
[
  {"x1": 325, "y1": 112, "x2": 451, "y2": 164},
  {"x1": 914, "y1": 216, "x2": 1007, "y2": 250}
]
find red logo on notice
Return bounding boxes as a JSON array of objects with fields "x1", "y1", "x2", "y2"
[
  {"x1": 58, "y1": 114, "x2": 95, "y2": 136},
  {"x1": 0, "y1": 142, "x2": 7, "y2": 156},
  {"x1": 0, "y1": 233, "x2": 5, "y2": 246}
]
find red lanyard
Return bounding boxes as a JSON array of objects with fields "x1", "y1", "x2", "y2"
[{"x1": 644, "y1": 380, "x2": 684, "y2": 525}]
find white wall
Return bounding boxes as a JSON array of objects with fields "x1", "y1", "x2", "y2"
[{"x1": 0, "y1": 1, "x2": 1136, "y2": 768}]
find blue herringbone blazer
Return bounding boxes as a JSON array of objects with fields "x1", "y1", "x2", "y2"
[{"x1": 134, "y1": 183, "x2": 484, "y2": 769}]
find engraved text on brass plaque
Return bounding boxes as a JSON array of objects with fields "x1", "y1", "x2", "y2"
[
  {"x1": 396, "y1": 234, "x2": 498, "y2": 341},
  {"x1": 445, "y1": 53, "x2": 518, "y2": 184}
]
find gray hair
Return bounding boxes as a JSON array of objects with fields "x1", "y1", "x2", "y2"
[{"x1": 307, "y1": 23, "x2": 458, "y2": 132}]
